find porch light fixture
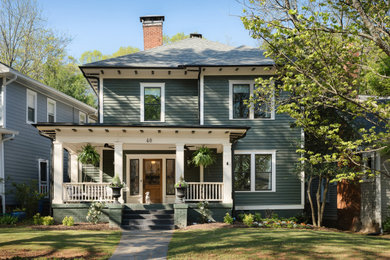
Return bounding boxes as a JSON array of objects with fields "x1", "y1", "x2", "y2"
[
  {"x1": 219, "y1": 68, "x2": 222, "y2": 71},
  {"x1": 105, "y1": 129, "x2": 109, "y2": 132},
  {"x1": 202, "y1": 68, "x2": 206, "y2": 71},
  {"x1": 158, "y1": 130, "x2": 161, "y2": 133},
  {"x1": 88, "y1": 129, "x2": 93, "y2": 132},
  {"x1": 208, "y1": 131, "x2": 212, "y2": 134},
  {"x1": 117, "y1": 70, "x2": 121, "y2": 75},
  {"x1": 191, "y1": 130, "x2": 195, "y2": 134},
  {"x1": 151, "y1": 70, "x2": 154, "y2": 75},
  {"x1": 184, "y1": 71, "x2": 187, "y2": 75},
  {"x1": 168, "y1": 71, "x2": 171, "y2": 75},
  {"x1": 72, "y1": 129, "x2": 77, "y2": 132},
  {"x1": 134, "y1": 70, "x2": 138, "y2": 74},
  {"x1": 175, "y1": 130, "x2": 179, "y2": 134},
  {"x1": 140, "y1": 130, "x2": 144, "y2": 133},
  {"x1": 235, "y1": 68, "x2": 239, "y2": 71},
  {"x1": 122, "y1": 129, "x2": 126, "y2": 133},
  {"x1": 251, "y1": 68, "x2": 256, "y2": 71},
  {"x1": 225, "y1": 131, "x2": 230, "y2": 134},
  {"x1": 100, "y1": 70, "x2": 104, "y2": 74}
]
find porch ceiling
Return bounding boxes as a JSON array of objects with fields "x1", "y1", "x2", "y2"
[{"x1": 35, "y1": 123, "x2": 249, "y2": 144}]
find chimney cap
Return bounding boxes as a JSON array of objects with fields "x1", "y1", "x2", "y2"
[
  {"x1": 190, "y1": 33, "x2": 202, "y2": 38},
  {"x1": 140, "y1": 15, "x2": 165, "y2": 23}
]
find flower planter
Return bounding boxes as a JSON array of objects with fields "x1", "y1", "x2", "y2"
[
  {"x1": 111, "y1": 187, "x2": 122, "y2": 204},
  {"x1": 176, "y1": 187, "x2": 187, "y2": 203}
]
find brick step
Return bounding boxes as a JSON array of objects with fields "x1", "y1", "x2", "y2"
[
  {"x1": 123, "y1": 213, "x2": 173, "y2": 220},
  {"x1": 122, "y1": 218, "x2": 174, "y2": 225},
  {"x1": 121, "y1": 224, "x2": 175, "y2": 231}
]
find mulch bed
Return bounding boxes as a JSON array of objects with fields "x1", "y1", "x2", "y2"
[{"x1": 29, "y1": 222, "x2": 120, "y2": 230}]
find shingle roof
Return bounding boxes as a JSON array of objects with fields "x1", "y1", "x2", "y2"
[{"x1": 81, "y1": 38, "x2": 273, "y2": 68}]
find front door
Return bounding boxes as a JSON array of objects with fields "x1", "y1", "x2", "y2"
[{"x1": 143, "y1": 159, "x2": 162, "y2": 203}]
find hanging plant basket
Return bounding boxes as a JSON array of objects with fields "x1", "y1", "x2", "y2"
[
  {"x1": 191, "y1": 146, "x2": 216, "y2": 168},
  {"x1": 78, "y1": 143, "x2": 100, "y2": 166}
]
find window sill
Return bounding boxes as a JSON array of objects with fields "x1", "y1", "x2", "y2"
[
  {"x1": 235, "y1": 190, "x2": 276, "y2": 193},
  {"x1": 229, "y1": 118, "x2": 275, "y2": 121}
]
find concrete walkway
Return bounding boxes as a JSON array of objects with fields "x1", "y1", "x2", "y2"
[{"x1": 110, "y1": 230, "x2": 173, "y2": 260}]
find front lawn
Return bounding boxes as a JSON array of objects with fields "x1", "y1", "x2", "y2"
[
  {"x1": 0, "y1": 227, "x2": 121, "y2": 259},
  {"x1": 168, "y1": 227, "x2": 390, "y2": 259}
]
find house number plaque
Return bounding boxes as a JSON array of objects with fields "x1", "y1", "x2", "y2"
[{"x1": 146, "y1": 138, "x2": 152, "y2": 143}]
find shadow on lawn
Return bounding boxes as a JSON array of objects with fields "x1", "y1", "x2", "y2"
[
  {"x1": 169, "y1": 228, "x2": 390, "y2": 259},
  {"x1": 0, "y1": 228, "x2": 120, "y2": 259}
]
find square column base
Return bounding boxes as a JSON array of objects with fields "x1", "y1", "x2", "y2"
[{"x1": 174, "y1": 203, "x2": 188, "y2": 229}]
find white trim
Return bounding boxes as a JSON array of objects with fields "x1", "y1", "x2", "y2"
[
  {"x1": 126, "y1": 154, "x2": 176, "y2": 204},
  {"x1": 79, "y1": 111, "x2": 87, "y2": 124},
  {"x1": 140, "y1": 82, "x2": 165, "y2": 122},
  {"x1": 99, "y1": 76, "x2": 103, "y2": 123},
  {"x1": 229, "y1": 80, "x2": 275, "y2": 120},
  {"x1": 200, "y1": 72, "x2": 204, "y2": 125},
  {"x1": 26, "y1": 89, "x2": 37, "y2": 124},
  {"x1": 234, "y1": 150, "x2": 276, "y2": 192},
  {"x1": 0, "y1": 142, "x2": 4, "y2": 214},
  {"x1": 47, "y1": 98, "x2": 56, "y2": 123},
  {"x1": 1, "y1": 77, "x2": 5, "y2": 127},
  {"x1": 235, "y1": 204, "x2": 304, "y2": 210}
]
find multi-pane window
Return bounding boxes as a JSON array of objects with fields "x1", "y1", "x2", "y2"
[
  {"x1": 47, "y1": 99, "x2": 56, "y2": 123},
  {"x1": 129, "y1": 159, "x2": 139, "y2": 195},
  {"x1": 233, "y1": 84, "x2": 250, "y2": 119},
  {"x1": 229, "y1": 80, "x2": 274, "y2": 120},
  {"x1": 140, "y1": 83, "x2": 165, "y2": 122},
  {"x1": 234, "y1": 154, "x2": 251, "y2": 191},
  {"x1": 144, "y1": 87, "x2": 161, "y2": 121},
  {"x1": 234, "y1": 151, "x2": 276, "y2": 192},
  {"x1": 166, "y1": 159, "x2": 175, "y2": 195},
  {"x1": 27, "y1": 90, "x2": 37, "y2": 123},
  {"x1": 79, "y1": 112, "x2": 87, "y2": 124}
]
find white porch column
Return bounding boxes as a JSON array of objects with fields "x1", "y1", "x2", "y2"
[
  {"x1": 176, "y1": 144, "x2": 185, "y2": 183},
  {"x1": 53, "y1": 141, "x2": 64, "y2": 204},
  {"x1": 114, "y1": 142, "x2": 123, "y2": 203},
  {"x1": 223, "y1": 143, "x2": 232, "y2": 203},
  {"x1": 69, "y1": 152, "x2": 79, "y2": 183}
]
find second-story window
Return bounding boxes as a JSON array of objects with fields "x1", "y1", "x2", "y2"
[
  {"x1": 26, "y1": 89, "x2": 37, "y2": 124},
  {"x1": 47, "y1": 99, "x2": 56, "y2": 123},
  {"x1": 140, "y1": 83, "x2": 165, "y2": 122},
  {"x1": 229, "y1": 80, "x2": 274, "y2": 120},
  {"x1": 79, "y1": 111, "x2": 87, "y2": 124}
]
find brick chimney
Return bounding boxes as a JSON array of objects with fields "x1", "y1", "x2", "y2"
[{"x1": 140, "y1": 15, "x2": 165, "y2": 50}]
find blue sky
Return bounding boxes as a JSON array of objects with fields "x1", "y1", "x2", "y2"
[{"x1": 37, "y1": 0, "x2": 258, "y2": 59}]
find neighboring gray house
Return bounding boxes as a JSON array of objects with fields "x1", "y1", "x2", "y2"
[{"x1": 0, "y1": 62, "x2": 96, "y2": 213}]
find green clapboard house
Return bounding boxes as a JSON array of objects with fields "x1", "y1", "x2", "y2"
[{"x1": 36, "y1": 16, "x2": 303, "y2": 229}]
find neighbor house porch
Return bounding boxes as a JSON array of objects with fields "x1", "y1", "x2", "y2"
[{"x1": 36, "y1": 124, "x2": 249, "y2": 206}]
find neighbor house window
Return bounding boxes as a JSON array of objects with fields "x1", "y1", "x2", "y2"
[
  {"x1": 234, "y1": 151, "x2": 276, "y2": 192},
  {"x1": 79, "y1": 111, "x2": 87, "y2": 124},
  {"x1": 229, "y1": 80, "x2": 274, "y2": 120},
  {"x1": 47, "y1": 98, "x2": 56, "y2": 123},
  {"x1": 140, "y1": 83, "x2": 165, "y2": 122},
  {"x1": 38, "y1": 159, "x2": 49, "y2": 197},
  {"x1": 26, "y1": 89, "x2": 37, "y2": 123}
]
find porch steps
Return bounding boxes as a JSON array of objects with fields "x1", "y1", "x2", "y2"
[{"x1": 121, "y1": 204, "x2": 175, "y2": 230}]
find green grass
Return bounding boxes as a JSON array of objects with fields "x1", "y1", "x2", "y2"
[
  {"x1": 168, "y1": 228, "x2": 390, "y2": 259},
  {"x1": 0, "y1": 227, "x2": 121, "y2": 259}
]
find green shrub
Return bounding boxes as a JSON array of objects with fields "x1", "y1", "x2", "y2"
[
  {"x1": 62, "y1": 216, "x2": 74, "y2": 226},
  {"x1": 243, "y1": 213, "x2": 254, "y2": 227},
  {"x1": 254, "y1": 212, "x2": 262, "y2": 222},
  {"x1": 0, "y1": 215, "x2": 18, "y2": 225},
  {"x1": 33, "y1": 213, "x2": 42, "y2": 225},
  {"x1": 383, "y1": 217, "x2": 390, "y2": 232},
  {"x1": 237, "y1": 213, "x2": 245, "y2": 221},
  {"x1": 86, "y1": 201, "x2": 105, "y2": 224},
  {"x1": 12, "y1": 181, "x2": 45, "y2": 217},
  {"x1": 224, "y1": 212, "x2": 234, "y2": 224},
  {"x1": 41, "y1": 216, "x2": 54, "y2": 226}
]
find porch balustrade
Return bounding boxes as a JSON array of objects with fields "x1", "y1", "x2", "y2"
[
  {"x1": 63, "y1": 183, "x2": 113, "y2": 202},
  {"x1": 185, "y1": 182, "x2": 224, "y2": 202}
]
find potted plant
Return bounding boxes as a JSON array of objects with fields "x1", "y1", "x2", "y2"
[
  {"x1": 175, "y1": 176, "x2": 188, "y2": 203},
  {"x1": 109, "y1": 175, "x2": 124, "y2": 203},
  {"x1": 78, "y1": 143, "x2": 100, "y2": 166},
  {"x1": 192, "y1": 146, "x2": 216, "y2": 168}
]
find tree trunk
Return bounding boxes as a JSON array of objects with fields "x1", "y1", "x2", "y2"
[
  {"x1": 319, "y1": 178, "x2": 330, "y2": 227},
  {"x1": 306, "y1": 175, "x2": 317, "y2": 226},
  {"x1": 316, "y1": 176, "x2": 322, "y2": 227}
]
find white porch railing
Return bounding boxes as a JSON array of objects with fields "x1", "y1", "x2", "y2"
[
  {"x1": 63, "y1": 183, "x2": 113, "y2": 202},
  {"x1": 185, "y1": 182, "x2": 224, "y2": 202}
]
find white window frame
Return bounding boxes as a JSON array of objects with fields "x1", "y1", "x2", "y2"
[
  {"x1": 38, "y1": 159, "x2": 49, "y2": 198},
  {"x1": 229, "y1": 80, "x2": 275, "y2": 120},
  {"x1": 140, "y1": 82, "x2": 165, "y2": 122},
  {"x1": 79, "y1": 111, "x2": 87, "y2": 124},
  {"x1": 47, "y1": 98, "x2": 56, "y2": 123},
  {"x1": 26, "y1": 89, "x2": 37, "y2": 124},
  {"x1": 234, "y1": 150, "x2": 276, "y2": 192}
]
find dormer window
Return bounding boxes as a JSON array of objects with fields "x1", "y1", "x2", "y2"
[
  {"x1": 229, "y1": 80, "x2": 274, "y2": 120},
  {"x1": 140, "y1": 83, "x2": 165, "y2": 122}
]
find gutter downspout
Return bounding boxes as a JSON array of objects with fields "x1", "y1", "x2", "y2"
[{"x1": 1, "y1": 74, "x2": 17, "y2": 214}]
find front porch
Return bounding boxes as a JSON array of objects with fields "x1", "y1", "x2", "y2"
[{"x1": 37, "y1": 124, "x2": 248, "y2": 206}]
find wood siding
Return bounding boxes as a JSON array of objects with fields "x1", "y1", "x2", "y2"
[{"x1": 103, "y1": 79, "x2": 198, "y2": 124}]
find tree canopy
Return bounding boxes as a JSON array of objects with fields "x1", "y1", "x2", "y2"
[
  {"x1": 242, "y1": 0, "x2": 390, "y2": 182},
  {"x1": 163, "y1": 32, "x2": 189, "y2": 44}
]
